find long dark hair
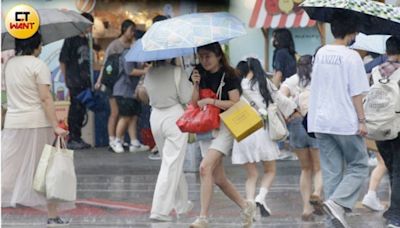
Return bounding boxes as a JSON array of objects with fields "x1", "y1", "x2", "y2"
[
  {"x1": 247, "y1": 57, "x2": 273, "y2": 108},
  {"x1": 15, "y1": 32, "x2": 42, "y2": 56},
  {"x1": 297, "y1": 55, "x2": 313, "y2": 87},
  {"x1": 197, "y1": 42, "x2": 238, "y2": 79},
  {"x1": 272, "y1": 28, "x2": 296, "y2": 57},
  {"x1": 119, "y1": 19, "x2": 136, "y2": 37},
  {"x1": 236, "y1": 60, "x2": 249, "y2": 78}
]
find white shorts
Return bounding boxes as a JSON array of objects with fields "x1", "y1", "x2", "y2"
[{"x1": 199, "y1": 122, "x2": 233, "y2": 157}]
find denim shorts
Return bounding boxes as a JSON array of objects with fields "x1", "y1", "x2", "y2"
[{"x1": 287, "y1": 117, "x2": 318, "y2": 149}]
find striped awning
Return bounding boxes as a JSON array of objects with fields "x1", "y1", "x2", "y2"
[{"x1": 249, "y1": 0, "x2": 316, "y2": 29}]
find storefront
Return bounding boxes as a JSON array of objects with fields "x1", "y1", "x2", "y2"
[{"x1": 229, "y1": 0, "x2": 323, "y2": 71}]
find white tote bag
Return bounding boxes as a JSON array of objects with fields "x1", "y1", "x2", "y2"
[
  {"x1": 267, "y1": 103, "x2": 289, "y2": 141},
  {"x1": 45, "y1": 137, "x2": 77, "y2": 201},
  {"x1": 33, "y1": 143, "x2": 57, "y2": 193}
]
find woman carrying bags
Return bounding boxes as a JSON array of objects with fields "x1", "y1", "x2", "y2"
[
  {"x1": 189, "y1": 42, "x2": 256, "y2": 228},
  {"x1": 232, "y1": 58, "x2": 297, "y2": 218},
  {"x1": 2, "y1": 32, "x2": 71, "y2": 227}
]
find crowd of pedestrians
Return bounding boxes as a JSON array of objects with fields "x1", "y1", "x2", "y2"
[{"x1": 2, "y1": 10, "x2": 400, "y2": 228}]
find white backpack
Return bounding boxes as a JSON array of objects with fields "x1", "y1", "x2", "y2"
[{"x1": 364, "y1": 68, "x2": 400, "y2": 141}]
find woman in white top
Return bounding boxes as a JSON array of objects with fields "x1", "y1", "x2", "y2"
[
  {"x1": 232, "y1": 57, "x2": 296, "y2": 217},
  {"x1": 280, "y1": 55, "x2": 323, "y2": 221},
  {"x1": 2, "y1": 32, "x2": 71, "y2": 226},
  {"x1": 144, "y1": 60, "x2": 194, "y2": 222}
]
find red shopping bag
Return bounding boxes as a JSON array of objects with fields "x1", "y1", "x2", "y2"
[{"x1": 176, "y1": 89, "x2": 220, "y2": 133}]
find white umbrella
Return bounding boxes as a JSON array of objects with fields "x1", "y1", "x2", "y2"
[
  {"x1": 351, "y1": 33, "x2": 390, "y2": 54},
  {"x1": 2, "y1": 8, "x2": 92, "y2": 51}
]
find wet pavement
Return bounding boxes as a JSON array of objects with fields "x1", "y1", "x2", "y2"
[{"x1": 2, "y1": 147, "x2": 390, "y2": 227}]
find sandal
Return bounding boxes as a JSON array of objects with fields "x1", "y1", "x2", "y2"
[{"x1": 309, "y1": 194, "x2": 324, "y2": 215}]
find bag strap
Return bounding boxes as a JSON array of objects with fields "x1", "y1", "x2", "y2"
[
  {"x1": 242, "y1": 92, "x2": 260, "y2": 110},
  {"x1": 216, "y1": 73, "x2": 225, "y2": 100}
]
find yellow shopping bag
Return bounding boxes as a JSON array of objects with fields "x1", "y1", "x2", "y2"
[{"x1": 220, "y1": 100, "x2": 264, "y2": 142}]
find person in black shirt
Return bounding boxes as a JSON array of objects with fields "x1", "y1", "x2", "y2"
[
  {"x1": 189, "y1": 42, "x2": 256, "y2": 228},
  {"x1": 272, "y1": 28, "x2": 297, "y2": 87},
  {"x1": 59, "y1": 13, "x2": 93, "y2": 150}
]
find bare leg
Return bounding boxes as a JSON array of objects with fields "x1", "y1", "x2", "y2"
[
  {"x1": 116, "y1": 116, "x2": 131, "y2": 139},
  {"x1": 243, "y1": 163, "x2": 259, "y2": 201},
  {"x1": 128, "y1": 115, "x2": 138, "y2": 142},
  {"x1": 47, "y1": 202, "x2": 58, "y2": 218},
  {"x1": 198, "y1": 149, "x2": 222, "y2": 217},
  {"x1": 368, "y1": 152, "x2": 387, "y2": 191},
  {"x1": 213, "y1": 156, "x2": 247, "y2": 209},
  {"x1": 294, "y1": 149, "x2": 314, "y2": 215},
  {"x1": 309, "y1": 148, "x2": 323, "y2": 197},
  {"x1": 107, "y1": 98, "x2": 119, "y2": 139},
  {"x1": 199, "y1": 149, "x2": 246, "y2": 217},
  {"x1": 260, "y1": 160, "x2": 276, "y2": 191}
]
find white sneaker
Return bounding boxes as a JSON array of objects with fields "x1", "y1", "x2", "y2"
[
  {"x1": 148, "y1": 151, "x2": 161, "y2": 160},
  {"x1": 362, "y1": 193, "x2": 385, "y2": 211},
  {"x1": 255, "y1": 194, "x2": 271, "y2": 217},
  {"x1": 111, "y1": 140, "x2": 124, "y2": 153},
  {"x1": 129, "y1": 143, "x2": 150, "y2": 153},
  {"x1": 149, "y1": 213, "x2": 173, "y2": 222},
  {"x1": 323, "y1": 200, "x2": 350, "y2": 228},
  {"x1": 177, "y1": 201, "x2": 194, "y2": 217},
  {"x1": 189, "y1": 217, "x2": 209, "y2": 228},
  {"x1": 368, "y1": 157, "x2": 378, "y2": 167},
  {"x1": 241, "y1": 200, "x2": 256, "y2": 228}
]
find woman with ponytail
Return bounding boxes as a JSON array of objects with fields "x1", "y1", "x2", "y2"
[{"x1": 232, "y1": 57, "x2": 297, "y2": 218}]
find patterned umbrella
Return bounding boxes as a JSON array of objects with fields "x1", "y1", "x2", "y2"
[
  {"x1": 125, "y1": 39, "x2": 194, "y2": 62},
  {"x1": 141, "y1": 12, "x2": 246, "y2": 51},
  {"x1": 301, "y1": 0, "x2": 400, "y2": 35},
  {"x1": 2, "y1": 8, "x2": 92, "y2": 50}
]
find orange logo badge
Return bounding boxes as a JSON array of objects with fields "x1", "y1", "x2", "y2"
[{"x1": 5, "y1": 4, "x2": 40, "y2": 39}]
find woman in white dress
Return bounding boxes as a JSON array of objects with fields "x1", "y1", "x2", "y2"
[{"x1": 232, "y1": 57, "x2": 296, "y2": 217}]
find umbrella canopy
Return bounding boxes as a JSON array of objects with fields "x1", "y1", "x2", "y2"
[
  {"x1": 142, "y1": 12, "x2": 246, "y2": 51},
  {"x1": 300, "y1": 0, "x2": 400, "y2": 35},
  {"x1": 351, "y1": 33, "x2": 390, "y2": 54},
  {"x1": 125, "y1": 39, "x2": 194, "y2": 62},
  {"x1": 2, "y1": 8, "x2": 93, "y2": 51}
]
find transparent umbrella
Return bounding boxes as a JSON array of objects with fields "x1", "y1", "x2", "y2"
[{"x1": 141, "y1": 12, "x2": 246, "y2": 51}]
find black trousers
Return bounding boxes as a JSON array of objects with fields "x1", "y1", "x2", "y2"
[
  {"x1": 68, "y1": 88, "x2": 87, "y2": 141},
  {"x1": 376, "y1": 134, "x2": 400, "y2": 220}
]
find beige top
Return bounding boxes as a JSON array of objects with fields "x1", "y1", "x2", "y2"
[
  {"x1": 144, "y1": 64, "x2": 193, "y2": 109},
  {"x1": 105, "y1": 38, "x2": 131, "y2": 59},
  {"x1": 4, "y1": 56, "x2": 51, "y2": 129}
]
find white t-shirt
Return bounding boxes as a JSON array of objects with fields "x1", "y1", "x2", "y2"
[
  {"x1": 308, "y1": 45, "x2": 369, "y2": 135},
  {"x1": 4, "y1": 56, "x2": 52, "y2": 129},
  {"x1": 282, "y1": 74, "x2": 311, "y2": 96}
]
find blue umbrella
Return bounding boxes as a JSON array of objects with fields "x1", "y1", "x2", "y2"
[
  {"x1": 141, "y1": 12, "x2": 246, "y2": 51},
  {"x1": 125, "y1": 39, "x2": 194, "y2": 62}
]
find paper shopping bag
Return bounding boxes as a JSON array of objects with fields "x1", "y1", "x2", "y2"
[{"x1": 219, "y1": 100, "x2": 263, "y2": 142}]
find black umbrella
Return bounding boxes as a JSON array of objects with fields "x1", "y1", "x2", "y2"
[{"x1": 301, "y1": 0, "x2": 400, "y2": 35}]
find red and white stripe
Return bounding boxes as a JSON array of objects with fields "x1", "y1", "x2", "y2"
[{"x1": 249, "y1": 0, "x2": 316, "y2": 29}]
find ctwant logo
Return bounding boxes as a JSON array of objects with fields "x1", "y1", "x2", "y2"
[{"x1": 5, "y1": 4, "x2": 40, "y2": 39}]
